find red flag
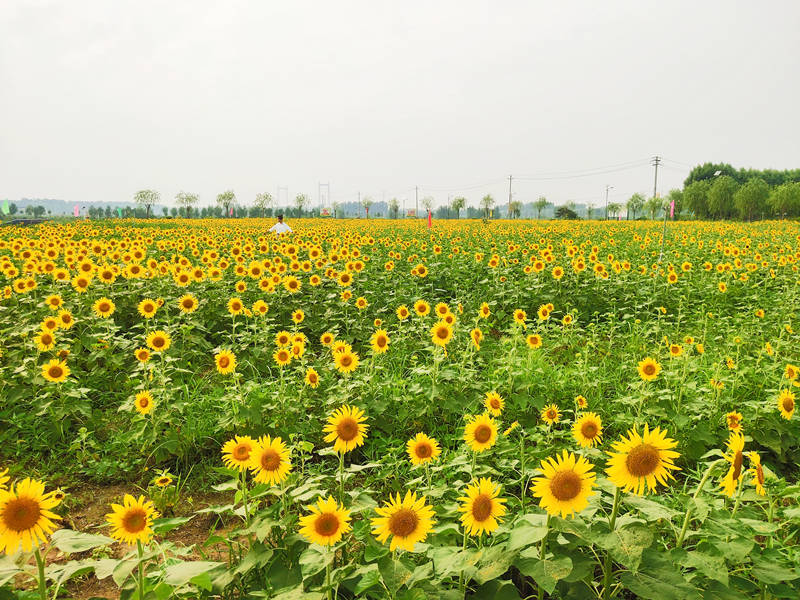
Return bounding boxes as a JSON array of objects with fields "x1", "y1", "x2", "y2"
[
  {"x1": 669, "y1": 200, "x2": 675, "y2": 219},
  {"x1": 73, "y1": 204, "x2": 79, "y2": 217},
  {"x1": 229, "y1": 207, "x2": 233, "y2": 217},
  {"x1": 427, "y1": 210, "x2": 432, "y2": 229}
]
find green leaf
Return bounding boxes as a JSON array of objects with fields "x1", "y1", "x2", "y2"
[
  {"x1": 624, "y1": 495, "x2": 680, "y2": 522},
  {"x1": 353, "y1": 563, "x2": 381, "y2": 594},
  {"x1": 378, "y1": 555, "x2": 414, "y2": 593},
  {"x1": 299, "y1": 546, "x2": 333, "y2": 579},
  {"x1": 50, "y1": 529, "x2": 115, "y2": 553},
  {"x1": 0, "y1": 556, "x2": 23, "y2": 587},
  {"x1": 163, "y1": 560, "x2": 225, "y2": 589},
  {"x1": 152, "y1": 516, "x2": 194, "y2": 534},
  {"x1": 515, "y1": 552, "x2": 572, "y2": 595},
  {"x1": 271, "y1": 585, "x2": 324, "y2": 600},
  {"x1": 472, "y1": 547, "x2": 517, "y2": 584},
  {"x1": 599, "y1": 522, "x2": 653, "y2": 571},
  {"x1": 750, "y1": 552, "x2": 800, "y2": 584},
  {"x1": 507, "y1": 523, "x2": 548, "y2": 551},
  {"x1": 679, "y1": 550, "x2": 728, "y2": 586},
  {"x1": 472, "y1": 580, "x2": 521, "y2": 600}
]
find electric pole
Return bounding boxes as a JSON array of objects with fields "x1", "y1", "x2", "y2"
[
  {"x1": 652, "y1": 156, "x2": 661, "y2": 200},
  {"x1": 604, "y1": 185, "x2": 613, "y2": 220},
  {"x1": 415, "y1": 186, "x2": 418, "y2": 218},
  {"x1": 508, "y1": 175, "x2": 512, "y2": 219}
]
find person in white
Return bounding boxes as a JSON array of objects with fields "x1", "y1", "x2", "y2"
[{"x1": 269, "y1": 214, "x2": 293, "y2": 234}]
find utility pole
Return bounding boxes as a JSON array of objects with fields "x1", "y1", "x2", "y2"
[
  {"x1": 508, "y1": 175, "x2": 512, "y2": 219},
  {"x1": 277, "y1": 186, "x2": 288, "y2": 212},
  {"x1": 652, "y1": 156, "x2": 661, "y2": 200},
  {"x1": 415, "y1": 186, "x2": 418, "y2": 218},
  {"x1": 604, "y1": 185, "x2": 613, "y2": 220}
]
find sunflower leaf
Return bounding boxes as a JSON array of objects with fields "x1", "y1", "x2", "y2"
[{"x1": 50, "y1": 529, "x2": 115, "y2": 553}]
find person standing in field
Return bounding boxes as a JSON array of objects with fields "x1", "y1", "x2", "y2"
[{"x1": 269, "y1": 214, "x2": 293, "y2": 234}]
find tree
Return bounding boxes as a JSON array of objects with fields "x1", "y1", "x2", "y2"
[
  {"x1": 360, "y1": 196, "x2": 374, "y2": 218},
  {"x1": 254, "y1": 192, "x2": 273, "y2": 217},
  {"x1": 294, "y1": 193, "x2": 309, "y2": 217},
  {"x1": 626, "y1": 193, "x2": 645, "y2": 220},
  {"x1": 734, "y1": 178, "x2": 769, "y2": 221},
  {"x1": 509, "y1": 201, "x2": 522, "y2": 219},
  {"x1": 480, "y1": 194, "x2": 494, "y2": 219},
  {"x1": 388, "y1": 198, "x2": 400, "y2": 219},
  {"x1": 175, "y1": 191, "x2": 198, "y2": 218},
  {"x1": 8, "y1": 203, "x2": 17, "y2": 216},
  {"x1": 645, "y1": 196, "x2": 664, "y2": 220},
  {"x1": 683, "y1": 180, "x2": 710, "y2": 218},
  {"x1": 332, "y1": 202, "x2": 341, "y2": 219},
  {"x1": 555, "y1": 206, "x2": 579, "y2": 219},
  {"x1": 450, "y1": 196, "x2": 466, "y2": 219},
  {"x1": 134, "y1": 189, "x2": 159, "y2": 218},
  {"x1": 666, "y1": 188, "x2": 684, "y2": 219},
  {"x1": 162, "y1": 207, "x2": 169, "y2": 217},
  {"x1": 216, "y1": 190, "x2": 236, "y2": 216},
  {"x1": 607, "y1": 203, "x2": 622, "y2": 219},
  {"x1": 768, "y1": 182, "x2": 800, "y2": 218},
  {"x1": 707, "y1": 176, "x2": 738, "y2": 219},
  {"x1": 586, "y1": 203, "x2": 595, "y2": 219},
  {"x1": 534, "y1": 196, "x2": 548, "y2": 219},
  {"x1": 421, "y1": 196, "x2": 433, "y2": 215}
]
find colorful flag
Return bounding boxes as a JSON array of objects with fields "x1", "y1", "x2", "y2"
[
  {"x1": 117, "y1": 207, "x2": 122, "y2": 217},
  {"x1": 73, "y1": 204, "x2": 80, "y2": 217},
  {"x1": 1, "y1": 200, "x2": 8, "y2": 215},
  {"x1": 670, "y1": 200, "x2": 675, "y2": 219},
  {"x1": 229, "y1": 207, "x2": 234, "y2": 217},
  {"x1": 406, "y1": 209, "x2": 416, "y2": 217},
  {"x1": 427, "y1": 210, "x2": 432, "y2": 229}
]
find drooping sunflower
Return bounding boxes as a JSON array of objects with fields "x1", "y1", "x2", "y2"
[
  {"x1": 371, "y1": 329, "x2": 390, "y2": 354},
  {"x1": 146, "y1": 330, "x2": 171, "y2": 353},
  {"x1": 531, "y1": 450, "x2": 596, "y2": 518},
  {"x1": 305, "y1": 368, "x2": 320, "y2": 388},
  {"x1": 134, "y1": 391, "x2": 155, "y2": 415},
  {"x1": 483, "y1": 391, "x2": 505, "y2": 416},
  {"x1": 274, "y1": 348, "x2": 292, "y2": 366},
  {"x1": 414, "y1": 299, "x2": 430, "y2": 317},
  {"x1": 215, "y1": 350, "x2": 237, "y2": 375},
  {"x1": 221, "y1": 435, "x2": 256, "y2": 471},
  {"x1": 248, "y1": 435, "x2": 292, "y2": 485},
  {"x1": 323, "y1": 405, "x2": 369, "y2": 453},
  {"x1": 720, "y1": 432, "x2": 745, "y2": 498},
  {"x1": 573, "y1": 412, "x2": 603, "y2": 448},
  {"x1": 463, "y1": 413, "x2": 498, "y2": 452},
  {"x1": 106, "y1": 494, "x2": 158, "y2": 545},
  {"x1": 526, "y1": 334, "x2": 542, "y2": 349},
  {"x1": 35, "y1": 330, "x2": 56, "y2": 352},
  {"x1": 0, "y1": 478, "x2": 61, "y2": 553},
  {"x1": 406, "y1": 433, "x2": 441, "y2": 465},
  {"x1": 540, "y1": 404, "x2": 561, "y2": 425},
  {"x1": 137, "y1": 298, "x2": 158, "y2": 319},
  {"x1": 747, "y1": 452, "x2": 766, "y2": 496},
  {"x1": 470, "y1": 327, "x2": 483, "y2": 350},
  {"x1": 605, "y1": 424, "x2": 680, "y2": 495},
  {"x1": 777, "y1": 389, "x2": 795, "y2": 420},
  {"x1": 334, "y1": 349, "x2": 360, "y2": 374},
  {"x1": 371, "y1": 491, "x2": 436, "y2": 552},
  {"x1": 458, "y1": 478, "x2": 507, "y2": 536},
  {"x1": 637, "y1": 357, "x2": 661, "y2": 382},
  {"x1": 93, "y1": 297, "x2": 116, "y2": 318},
  {"x1": 299, "y1": 495, "x2": 352, "y2": 546},
  {"x1": 430, "y1": 321, "x2": 453, "y2": 347},
  {"x1": 42, "y1": 359, "x2": 69, "y2": 383},
  {"x1": 178, "y1": 294, "x2": 199, "y2": 314},
  {"x1": 725, "y1": 411, "x2": 743, "y2": 433}
]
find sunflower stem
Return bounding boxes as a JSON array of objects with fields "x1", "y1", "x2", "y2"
[
  {"x1": 34, "y1": 547, "x2": 47, "y2": 600},
  {"x1": 240, "y1": 469, "x2": 250, "y2": 527},
  {"x1": 519, "y1": 434, "x2": 526, "y2": 512},
  {"x1": 136, "y1": 539, "x2": 145, "y2": 600},
  {"x1": 537, "y1": 515, "x2": 550, "y2": 600},
  {"x1": 676, "y1": 459, "x2": 721, "y2": 548},
  {"x1": 325, "y1": 546, "x2": 332, "y2": 600},
  {"x1": 602, "y1": 488, "x2": 622, "y2": 600},
  {"x1": 338, "y1": 451, "x2": 345, "y2": 505},
  {"x1": 731, "y1": 472, "x2": 745, "y2": 517}
]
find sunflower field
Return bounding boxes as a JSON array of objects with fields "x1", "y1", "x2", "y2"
[{"x1": 1, "y1": 217, "x2": 799, "y2": 600}]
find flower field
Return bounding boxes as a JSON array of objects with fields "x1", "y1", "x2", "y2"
[{"x1": 1, "y1": 217, "x2": 799, "y2": 599}]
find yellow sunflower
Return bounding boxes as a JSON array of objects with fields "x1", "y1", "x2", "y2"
[
  {"x1": 371, "y1": 491, "x2": 435, "y2": 552},
  {"x1": 747, "y1": 452, "x2": 766, "y2": 496},
  {"x1": 483, "y1": 391, "x2": 505, "y2": 416},
  {"x1": 320, "y1": 331, "x2": 335, "y2": 346},
  {"x1": 215, "y1": 350, "x2": 237, "y2": 375},
  {"x1": 637, "y1": 357, "x2": 661, "y2": 381},
  {"x1": 137, "y1": 298, "x2": 158, "y2": 319},
  {"x1": 463, "y1": 413, "x2": 498, "y2": 452},
  {"x1": 57, "y1": 310, "x2": 74, "y2": 330},
  {"x1": 526, "y1": 334, "x2": 542, "y2": 349},
  {"x1": 513, "y1": 309, "x2": 527, "y2": 327},
  {"x1": 274, "y1": 348, "x2": 292, "y2": 366},
  {"x1": 370, "y1": 329, "x2": 390, "y2": 354},
  {"x1": 406, "y1": 433, "x2": 441, "y2": 466},
  {"x1": 573, "y1": 412, "x2": 603, "y2": 448},
  {"x1": 248, "y1": 435, "x2": 292, "y2": 485},
  {"x1": 305, "y1": 368, "x2": 320, "y2": 388},
  {"x1": 299, "y1": 495, "x2": 352, "y2": 546},
  {"x1": 106, "y1": 494, "x2": 158, "y2": 545},
  {"x1": 134, "y1": 347, "x2": 151, "y2": 363},
  {"x1": 777, "y1": 389, "x2": 795, "y2": 420},
  {"x1": 221, "y1": 435, "x2": 256, "y2": 471},
  {"x1": 0, "y1": 478, "x2": 60, "y2": 553},
  {"x1": 458, "y1": 478, "x2": 507, "y2": 536},
  {"x1": 720, "y1": 432, "x2": 745, "y2": 498},
  {"x1": 42, "y1": 359, "x2": 69, "y2": 383},
  {"x1": 35, "y1": 330, "x2": 56, "y2": 352},
  {"x1": 0, "y1": 469, "x2": 8, "y2": 490},
  {"x1": 414, "y1": 299, "x2": 430, "y2": 317},
  {"x1": 334, "y1": 349, "x2": 360, "y2": 373},
  {"x1": 430, "y1": 321, "x2": 453, "y2": 347},
  {"x1": 725, "y1": 411, "x2": 743, "y2": 433},
  {"x1": 470, "y1": 327, "x2": 483, "y2": 350},
  {"x1": 540, "y1": 404, "x2": 561, "y2": 425},
  {"x1": 531, "y1": 450, "x2": 596, "y2": 518},
  {"x1": 479, "y1": 302, "x2": 491, "y2": 319},
  {"x1": 92, "y1": 297, "x2": 116, "y2": 318},
  {"x1": 275, "y1": 330, "x2": 292, "y2": 347},
  {"x1": 227, "y1": 297, "x2": 244, "y2": 316},
  {"x1": 605, "y1": 424, "x2": 680, "y2": 495},
  {"x1": 45, "y1": 294, "x2": 63, "y2": 310},
  {"x1": 575, "y1": 395, "x2": 588, "y2": 409},
  {"x1": 146, "y1": 330, "x2": 171, "y2": 353},
  {"x1": 178, "y1": 294, "x2": 199, "y2": 314},
  {"x1": 396, "y1": 305, "x2": 410, "y2": 320},
  {"x1": 292, "y1": 309, "x2": 305, "y2": 324},
  {"x1": 323, "y1": 405, "x2": 369, "y2": 453},
  {"x1": 154, "y1": 474, "x2": 173, "y2": 488},
  {"x1": 134, "y1": 391, "x2": 155, "y2": 415}
]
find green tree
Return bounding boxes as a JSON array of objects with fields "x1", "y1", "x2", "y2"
[
  {"x1": 294, "y1": 193, "x2": 309, "y2": 217},
  {"x1": 607, "y1": 202, "x2": 622, "y2": 219},
  {"x1": 175, "y1": 191, "x2": 198, "y2": 218},
  {"x1": 388, "y1": 198, "x2": 400, "y2": 219},
  {"x1": 8, "y1": 203, "x2": 17, "y2": 215},
  {"x1": 645, "y1": 196, "x2": 663, "y2": 220},
  {"x1": 508, "y1": 200, "x2": 522, "y2": 219},
  {"x1": 420, "y1": 196, "x2": 433, "y2": 215},
  {"x1": 361, "y1": 195, "x2": 374, "y2": 218},
  {"x1": 450, "y1": 196, "x2": 466, "y2": 219},
  {"x1": 707, "y1": 176, "x2": 738, "y2": 219},
  {"x1": 134, "y1": 189, "x2": 159, "y2": 218},
  {"x1": 162, "y1": 207, "x2": 168, "y2": 217},
  {"x1": 734, "y1": 178, "x2": 769, "y2": 221},
  {"x1": 768, "y1": 182, "x2": 800, "y2": 218},
  {"x1": 216, "y1": 190, "x2": 236, "y2": 216},
  {"x1": 586, "y1": 203, "x2": 595, "y2": 219},
  {"x1": 666, "y1": 189, "x2": 684, "y2": 219},
  {"x1": 533, "y1": 196, "x2": 548, "y2": 219},
  {"x1": 683, "y1": 180, "x2": 710, "y2": 218},
  {"x1": 555, "y1": 206, "x2": 579, "y2": 219},
  {"x1": 626, "y1": 193, "x2": 645, "y2": 219},
  {"x1": 480, "y1": 194, "x2": 494, "y2": 219}
]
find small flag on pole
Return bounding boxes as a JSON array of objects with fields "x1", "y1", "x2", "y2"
[
  {"x1": 669, "y1": 200, "x2": 675, "y2": 219},
  {"x1": 427, "y1": 210, "x2": 432, "y2": 229},
  {"x1": 73, "y1": 204, "x2": 80, "y2": 217},
  {"x1": 229, "y1": 207, "x2": 234, "y2": 217},
  {"x1": 1, "y1": 200, "x2": 9, "y2": 215}
]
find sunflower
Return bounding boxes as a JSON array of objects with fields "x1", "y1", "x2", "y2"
[
  {"x1": 406, "y1": 433, "x2": 441, "y2": 465},
  {"x1": 290, "y1": 341, "x2": 305, "y2": 360},
  {"x1": 154, "y1": 474, "x2": 173, "y2": 488},
  {"x1": 221, "y1": 435, "x2": 256, "y2": 471},
  {"x1": 275, "y1": 330, "x2": 292, "y2": 347},
  {"x1": 396, "y1": 305, "x2": 410, "y2": 320},
  {"x1": 305, "y1": 368, "x2": 320, "y2": 388},
  {"x1": 45, "y1": 294, "x2": 63, "y2": 310},
  {"x1": 42, "y1": 317, "x2": 59, "y2": 332},
  {"x1": 430, "y1": 321, "x2": 453, "y2": 347},
  {"x1": 575, "y1": 395, "x2": 588, "y2": 409},
  {"x1": 134, "y1": 347, "x2": 151, "y2": 363},
  {"x1": 337, "y1": 272, "x2": 353, "y2": 287},
  {"x1": 434, "y1": 302, "x2": 449, "y2": 318},
  {"x1": 248, "y1": 435, "x2": 292, "y2": 485},
  {"x1": 483, "y1": 391, "x2": 505, "y2": 416},
  {"x1": 146, "y1": 330, "x2": 171, "y2": 353},
  {"x1": 668, "y1": 343, "x2": 683, "y2": 358},
  {"x1": 93, "y1": 297, "x2": 116, "y2": 318},
  {"x1": 503, "y1": 421, "x2": 520, "y2": 436},
  {"x1": 458, "y1": 478, "x2": 507, "y2": 536},
  {"x1": 292, "y1": 309, "x2": 305, "y2": 324},
  {"x1": 785, "y1": 364, "x2": 799, "y2": 381},
  {"x1": 274, "y1": 348, "x2": 292, "y2": 366},
  {"x1": 479, "y1": 302, "x2": 491, "y2": 319},
  {"x1": 134, "y1": 391, "x2": 155, "y2": 415},
  {"x1": 637, "y1": 357, "x2": 661, "y2": 381},
  {"x1": 0, "y1": 478, "x2": 60, "y2": 553},
  {"x1": 355, "y1": 297, "x2": 369, "y2": 310},
  {"x1": 106, "y1": 494, "x2": 158, "y2": 545},
  {"x1": 227, "y1": 297, "x2": 244, "y2": 316},
  {"x1": 42, "y1": 359, "x2": 69, "y2": 383},
  {"x1": 605, "y1": 424, "x2": 680, "y2": 495},
  {"x1": 725, "y1": 411, "x2": 743, "y2": 433},
  {"x1": 215, "y1": 350, "x2": 237, "y2": 375},
  {"x1": 319, "y1": 332, "x2": 335, "y2": 346},
  {"x1": 414, "y1": 299, "x2": 430, "y2": 317},
  {"x1": 371, "y1": 491, "x2": 435, "y2": 552},
  {"x1": 56, "y1": 310, "x2": 74, "y2": 330},
  {"x1": 540, "y1": 404, "x2": 560, "y2": 425},
  {"x1": 513, "y1": 309, "x2": 527, "y2": 327},
  {"x1": 777, "y1": 389, "x2": 795, "y2": 420},
  {"x1": 470, "y1": 327, "x2": 483, "y2": 349},
  {"x1": 35, "y1": 330, "x2": 56, "y2": 352},
  {"x1": 283, "y1": 276, "x2": 301, "y2": 293},
  {"x1": 137, "y1": 298, "x2": 158, "y2": 319},
  {"x1": 747, "y1": 452, "x2": 766, "y2": 496},
  {"x1": 573, "y1": 412, "x2": 603, "y2": 448},
  {"x1": 526, "y1": 334, "x2": 542, "y2": 349},
  {"x1": 464, "y1": 413, "x2": 498, "y2": 452},
  {"x1": 299, "y1": 495, "x2": 352, "y2": 546},
  {"x1": 178, "y1": 294, "x2": 199, "y2": 313},
  {"x1": 323, "y1": 405, "x2": 368, "y2": 453},
  {"x1": 334, "y1": 349, "x2": 360, "y2": 373},
  {"x1": 0, "y1": 469, "x2": 8, "y2": 490},
  {"x1": 720, "y1": 432, "x2": 745, "y2": 498},
  {"x1": 531, "y1": 451, "x2": 596, "y2": 518},
  {"x1": 537, "y1": 305, "x2": 550, "y2": 321},
  {"x1": 371, "y1": 329, "x2": 390, "y2": 354}
]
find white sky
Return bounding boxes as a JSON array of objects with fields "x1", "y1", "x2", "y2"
[{"x1": 2, "y1": 0, "x2": 799, "y2": 209}]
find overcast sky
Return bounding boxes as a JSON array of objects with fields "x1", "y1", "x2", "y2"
[{"x1": 2, "y1": 1, "x2": 799, "y2": 209}]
